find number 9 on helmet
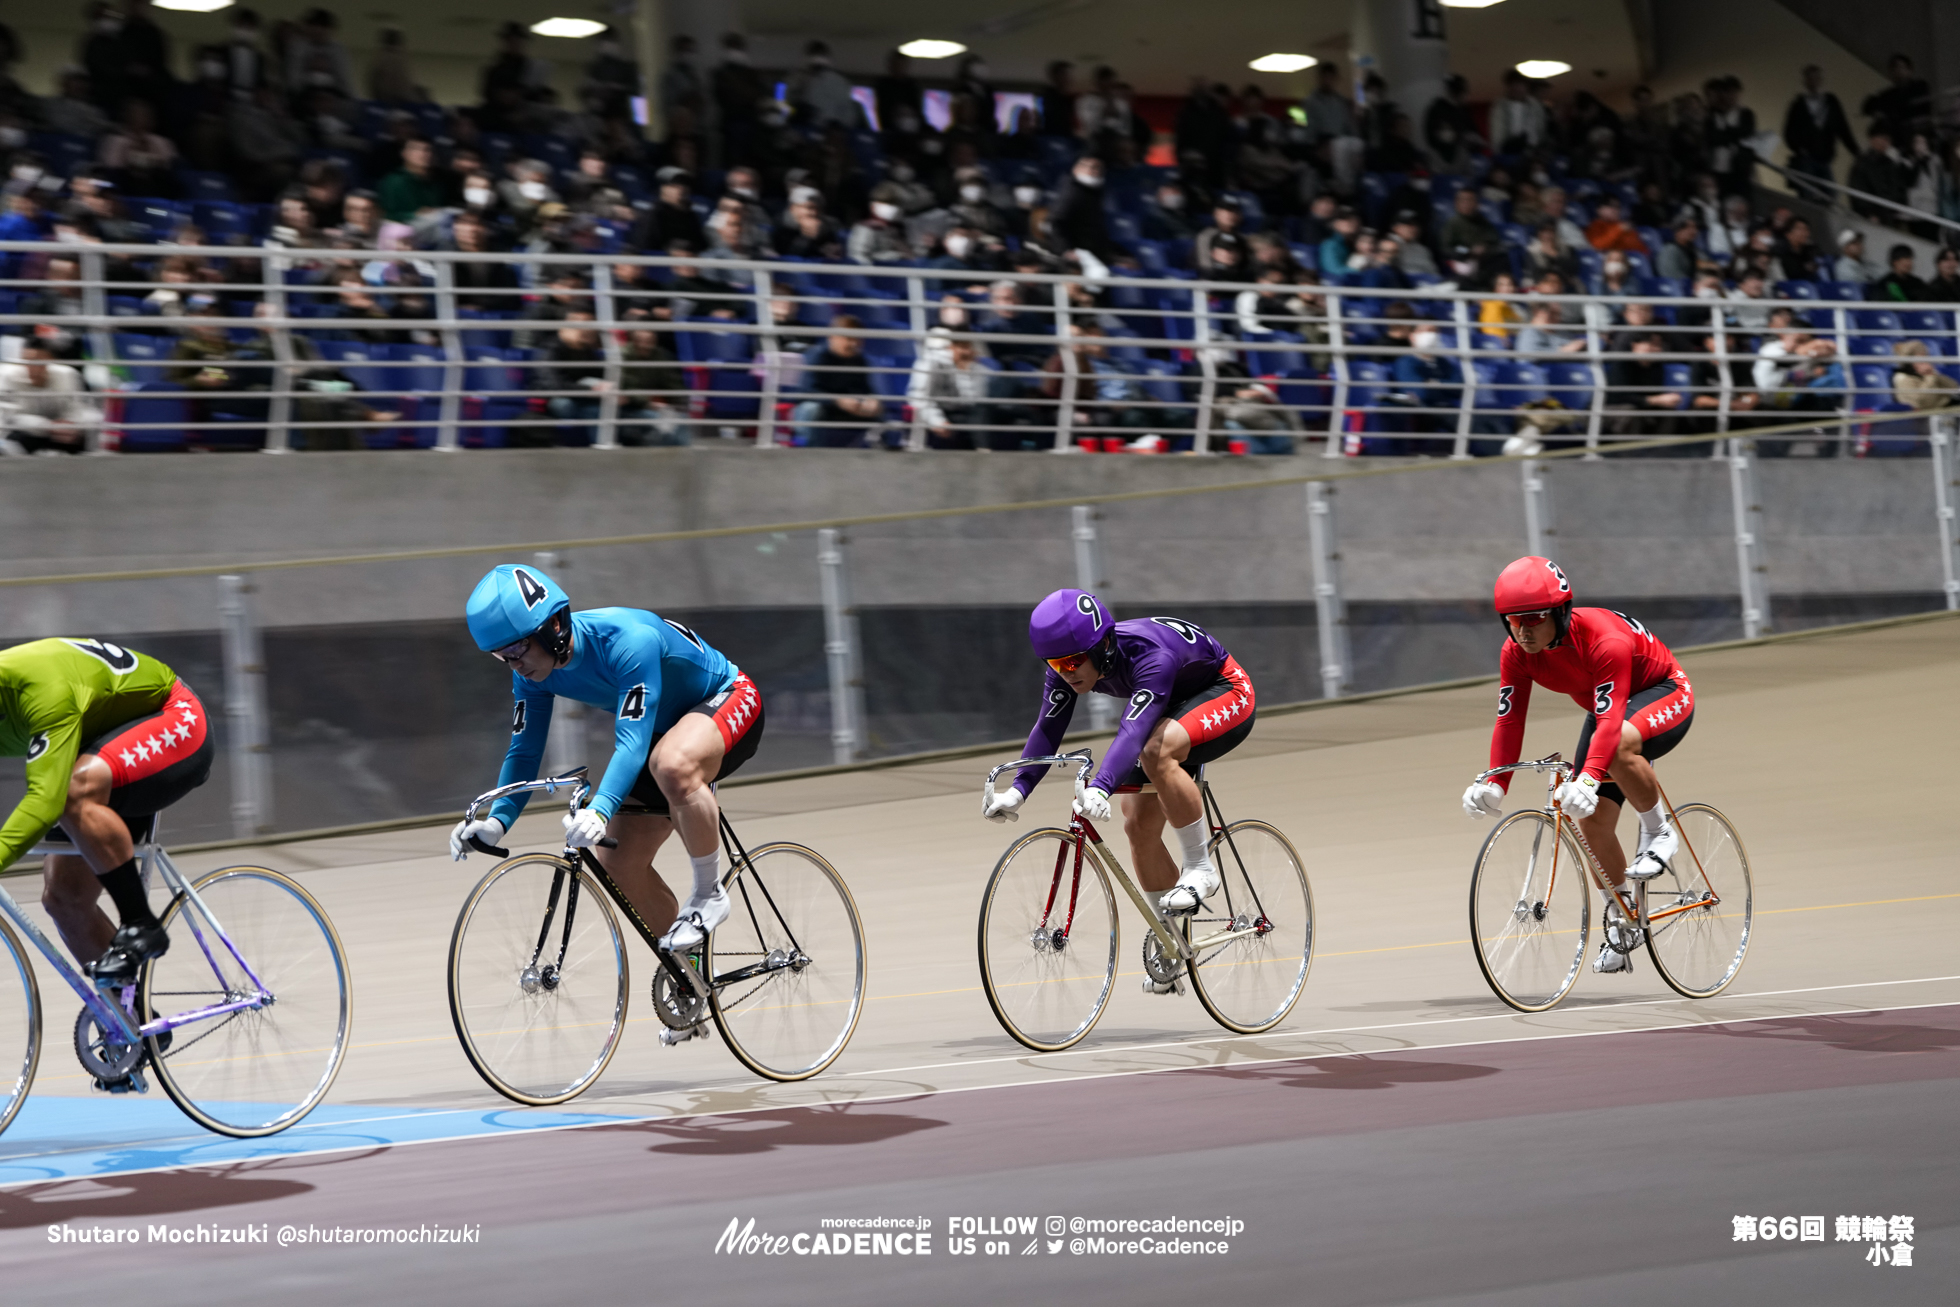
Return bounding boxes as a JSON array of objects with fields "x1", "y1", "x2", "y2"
[
  {"x1": 467, "y1": 564, "x2": 573, "y2": 661},
  {"x1": 1029, "y1": 587, "x2": 1113, "y2": 661}
]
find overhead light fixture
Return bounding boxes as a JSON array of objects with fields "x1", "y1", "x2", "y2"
[
  {"x1": 154, "y1": 0, "x2": 235, "y2": 10},
  {"x1": 530, "y1": 17, "x2": 607, "y2": 38},
  {"x1": 1438, "y1": 0, "x2": 1507, "y2": 8},
  {"x1": 1515, "y1": 60, "x2": 1572, "y2": 78},
  {"x1": 898, "y1": 39, "x2": 968, "y2": 60},
  {"x1": 1249, "y1": 53, "x2": 1317, "y2": 74}
]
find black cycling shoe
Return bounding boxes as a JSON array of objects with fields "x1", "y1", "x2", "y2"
[{"x1": 86, "y1": 923, "x2": 170, "y2": 987}]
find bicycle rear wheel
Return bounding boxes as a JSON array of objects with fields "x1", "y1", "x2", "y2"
[
  {"x1": 0, "y1": 915, "x2": 40, "y2": 1138},
  {"x1": 1645, "y1": 803, "x2": 1753, "y2": 998},
  {"x1": 978, "y1": 828, "x2": 1117, "y2": 1052},
  {"x1": 449, "y1": 853, "x2": 628, "y2": 1105},
  {"x1": 1470, "y1": 811, "x2": 1590, "y2": 1012},
  {"x1": 142, "y1": 867, "x2": 351, "y2": 1137},
  {"x1": 708, "y1": 842, "x2": 865, "y2": 1081},
  {"x1": 1186, "y1": 820, "x2": 1314, "y2": 1034}
]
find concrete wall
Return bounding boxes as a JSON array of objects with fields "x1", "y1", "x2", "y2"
[{"x1": 2, "y1": 448, "x2": 1947, "y2": 640}]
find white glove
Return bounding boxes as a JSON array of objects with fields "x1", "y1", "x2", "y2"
[
  {"x1": 1073, "y1": 786, "x2": 1113, "y2": 823},
  {"x1": 563, "y1": 807, "x2": 610, "y2": 848},
  {"x1": 1462, "y1": 782, "x2": 1504, "y2": 818},
  {"x1": 1555, "y1": 775, "x2": 1601, "y2": 819},
  {"x1": 982, "y1": 787, "x2": 1025, "y2": 823},
  {"x1": 449, "y1": 816, "x2": 504, "y2": 861}
]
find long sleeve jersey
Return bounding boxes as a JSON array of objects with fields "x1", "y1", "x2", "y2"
[
  {"x1": 0, "y1": 639, "x2": 179, "y2": 871},
  {"x1": 1487, "y1": 607, "x2": 1685, "y2": 789},
  {"x1": 489, "y1": 609, "x2": 735, "y2": 828},
  {"x1": 1014, "y1": 617, "x2": 1229, "y2": 798}
]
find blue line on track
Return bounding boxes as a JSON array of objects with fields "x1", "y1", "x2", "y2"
[{"x1": 0, "y1": 1097, "x2": 627, "y2": 1186}]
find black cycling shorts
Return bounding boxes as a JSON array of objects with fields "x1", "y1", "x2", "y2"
[
  {"x1": 622, "y1": 673, "x2": 766, "y2": 816},
  {"x1": 1113, "y1": 659, "x2": 1257, "y2": 790},
  {"x1": 1574, "y1": 677, "x2": 1693, "y2": 808}
]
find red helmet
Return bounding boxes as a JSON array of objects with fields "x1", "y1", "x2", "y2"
[{"x1": 1493, "y1": 556, "x2": 1573, "y2": 615}]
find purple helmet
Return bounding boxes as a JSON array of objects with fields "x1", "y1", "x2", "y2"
[{"x1": 1029, "y1": 588, "x2": 1113, "y2": 659}]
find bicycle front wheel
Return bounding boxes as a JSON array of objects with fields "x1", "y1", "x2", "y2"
[
  {"x1": 449, "y1": 854, "x2": 628, "y2": 1105},
  {"x1": 978, "y1": 827, "x2": 1118, "y2": 1052},
  {"x1": 708, "y1": 842, "x2": 865, "y2": 1081},
  {"x1": 1645, "y1": 803, "x2": 1753, "y2": 998},
  {"x1": 1470, "y1": 811, "x2": 1590, "y2": 1013},
  {"x1": 0, "y1": 914, "x2": 40, "y2": 1138},
  {"x1": 143, "y1": 867, "x2": 351, "y2": 1137},
  {"x1": 1187, "y1": 820, "x2": 1314, "y2": 1034}
]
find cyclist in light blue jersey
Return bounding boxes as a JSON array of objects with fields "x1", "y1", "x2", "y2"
[{"x1": 448, "y1": 565, "x2": 764, "y2": 968}]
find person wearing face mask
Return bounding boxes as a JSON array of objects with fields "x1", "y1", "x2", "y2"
[
  {"x1": 772, "y1": 186, "x2": 844, "y2": 260},
  {"x1": 1003, "y1": 180, "x2": 1043, "y2": 240},
  {"x1": 1143, "y1": 181, "x2": 1198, "y2": 242},
  {"x1": 875, "y1": 50, "x2": 923, "y2": 141},
  {"x1": 927, "y1": 225, "x2": 997, "y2": 275},
  {"x1": 949, "y1": 169, "x2": 1007, "y2": 237},
  {"x1": 1046, "y1": 156, "x2": 1114, "y2": 263},
  {"x1": 955, "y1": 55, "x2": 998, "y2": 145},
  {"x1": 848, "y1": 183, "x2": 911, "y2": 264},
  {"x1": 882, "y1": 157, "x2": 935, "y2": 216},
  {"x1": 792, "y1": 40, "x2": 859, "y2": 132},
  {"x1": 498, "y1": 159, "x2": 560, "y2": 225},
  {"x1": 1379, "y1": 322, "x2": 1461, "y2": 456},
  {"x1": 632, "y1": 166, "x2": 706, "y2": 254}
]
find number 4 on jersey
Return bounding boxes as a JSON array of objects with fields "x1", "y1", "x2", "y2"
[{"x1": 620, "y1": 684, "x2": 647, "y2": 721}]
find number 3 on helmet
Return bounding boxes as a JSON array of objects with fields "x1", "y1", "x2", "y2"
[
  {"x1": 467, "y1": 564, "x2": 573, "y2": 660},
  {"x1": 1493, "y1": 556, "x2": 1573, "y2": 641}
]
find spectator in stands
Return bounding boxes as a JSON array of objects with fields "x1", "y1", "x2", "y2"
[
  {"x1": 1522, "y1": 224, "x2": 1578, "y2": 285},
  {"x1": 796, "y1": 314, "x2": 882, "y2": 447},
  {"x1": 1860, "y1": 54, "x2": 1930, "y2": 145},
  {"x1": 1832, "y1": 229, "x2": 1879, "y2": 284},
  {"x1": 1707, "y1": 194, "x2": 1752, "y2": 261},
  {"x1": 874, "y1": 48, "x2": 923, "y2": 137},
  {"x1": 1220, "y1": 381, "x2": 1303, "y2": 455},
  {"x1": 98, "y1": 98, "x2": 176, "y2": 198},
  {"x1": 1922, "y1": 246, "x2": 1960, "y2": 302},
  {"x1": 1438, "y1": 188, "x2": 1497, "y2": 260},
  {"x1": 1901, "y1": 132, "x2": 1943, "y2": 234},
  {"x1": 1703, "y1": 76, "x2": 1757, "y2": 197},
  {"x1": 949, "y1": 169, "x2": 1009, "y2": 238},
  {"x1": 1046, "y1": 155, "x2": 1114, "y2": 265},
  {"x1": 1490, "y1": 70, "x2": 1545, "y2": 154},
  {"x1": 478, "y1": 20, "x2": 547, "y2": 131},
  {"x1": 378, "y1": 138, "x2": 446, "y2": 224},
  {"x1": 1517, "y1": 301, "x2": 1584, "y2": 357},
  {"x1": 1751, "y1": 307, "x2": 1807, "y2": 395},
  {"x1": 366, "y1": 25, "x2": 415, "y2": 103},
  {"x1": 1656, "y1": 220, "x2": 1700, "y2": 281},
  {"x1": 1536, "y1": 187, "x2": 1586, "y2": 250},
  {"x1": 1038, "y1": 61, "x2": 1076, "y2": 137},
  {"x1": 1777, "y1": 218, "x2": 1823, "y2": 283},
  {"x1": 773, "y1": 186, "x2": 845, "y2": 260},
  {"x1": 1847, "y1": 129, "x2": 1908, "y2": 220},
  {"x1": 632, "y1": 166, "x2": 705, "y2": 253},
  {"x1": 1783, "y1": 65, "x2": 1857, "y2": 198},
  {"x1": 0, "y1": 339, "x2": 100, "y2": 456},
  {"x1": 952, "y1": 54, "x2": 998, "y2": 144},
  {"x1": 1868, "y1": 243, "x2": 1927, "y2": 302},
  {"x1": 1389, "y1": 211, "x2": 1438, "y2": 277},
  {"x1": 498, "y1": 159, "x2": 560, "y2": 233},
  {"x1": 226, "y1": 84, "x2": 305, "y2": 202},
  {"x1": 1383, "y1": 321, "x2": 1460, "y2": 455},
  {"x1": 1040, "y1": 322, "x2": 1156, "y2": 445},
  {"x1": 790, "y1": 41, "x2": 858, "y2": 131},
  {"x1": 1477, "y1": 272, "x2": 1525, "y2": 340},
  {"x1": 848, "y1": 183, "x2": 910, "y2": 264},
  {"x1": 44, "y1": 70, "x2": 110, "y2": 138},
  {"x1": 617, "y1": 326, "x2": 686, "y2": 446},
  {"x1": 978, "y1": 280, "x2": 1050, "y2": 367},
  {"x1": 219, "y1": 9, "x2": 273, "y2": 100},
  {"x1": 705, "y1": 197, "x2": 765, "y2": 259},
  {"x1": 104, "y1": 0, "x2": 175, "y2": 126},
  {"x1": 288, "y1": 8, "x2": 355, "y2": 102},
  {"x1": 1603, "y1": 333, "x2": 1683, "y2": 440},
  {"x1": 447, "y1": 212, "x2": 520, "y2": 310},
  {"x1": 1584, "y1": 197, "x2": 1648, "y2": 254},
  {"x1": 1139, "y1": 178, "x2": 1193, "y2": 243},
  {"x1": 1892, "y1": 338, "x2": 1958, "y2": 412},
  {"x1": 907, "y1": 327, "x2": 997, "y2": 450},
  {"x1": 1725, "y1": 267, "x2": 1773, "y2": 329},
  {"x1": 1423, "y1": 75, "x2": 1479, "y2": 175},
  {"x1": 1195, "y1": 195, "x2": 1247, "y2": 276},
  {"x1": 1316, "y1": 206, "x2": 1360, "y2": 276},
  {"x1": 712, "y1": 33, "x2": 765, "y2": 168},
  {"x1": 533, "y1": 309, "x2": 609, "y2": 445}
]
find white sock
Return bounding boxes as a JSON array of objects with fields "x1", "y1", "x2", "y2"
[
  {"x1": 688, "y1": 851, "x2": 720, "y2": 900},
  {"x1": 1172, "y1": 818, "x2": 1209, "y2": 871},
  {"x1": 1635, "y1": 804, "x2": 1665, "y2": 838}
]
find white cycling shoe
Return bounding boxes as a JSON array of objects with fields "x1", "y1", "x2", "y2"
[
  {"x1": 659, "y1": 888, "x2": 730, "y2": 953},
  {"x1": 1593, "y1": 943, "x2": 1635, "y2": 974},
  {"x1": 1157, "y1": 861, "x2": 1221, "y2": 915},
  {"x1": 659, "y1": 1022, "x2": 711, "y2": 1047},
  {"x1": 1628, "y1": 821, "x2": 1678, "y2": 881}
]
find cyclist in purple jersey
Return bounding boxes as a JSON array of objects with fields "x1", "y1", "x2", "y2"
[{"x1": 984, "y1": 589, "x2": 1258, "y2": 935}]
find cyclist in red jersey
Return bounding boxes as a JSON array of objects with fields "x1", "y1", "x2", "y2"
[{"x1": 1461, "y1": 556, "x2": 1694, "y2": 974}]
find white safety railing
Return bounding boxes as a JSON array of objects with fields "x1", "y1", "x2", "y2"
[{"x1": 3, "y1": 241, "x2": 1954, "y2": 460}]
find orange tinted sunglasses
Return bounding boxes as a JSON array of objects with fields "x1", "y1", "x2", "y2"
[{"x1": 1045, "y1": 651, "x2": 1096, "y2": 674}]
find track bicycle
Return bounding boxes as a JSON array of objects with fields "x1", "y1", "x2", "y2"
[
  {"x1": 0, "y1": 812, "x2": 352, "y2": 1139},
  {"x1": 974, "y1": 750, "x2": 1313, "y2": 1052},
  {"x1": 446, "y1": 767, "x2": 865, "y2": 1101},
  {"x1": 1466, "y1": 752, "x2": 1753, "y2": 1012}
]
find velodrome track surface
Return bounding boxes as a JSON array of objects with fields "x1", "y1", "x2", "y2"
[{"x1": 1, "y1": 615, "x2": 1955, "y2": 1304}]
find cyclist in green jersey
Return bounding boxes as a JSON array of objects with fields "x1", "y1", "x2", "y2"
[{"x1": 0, "y1": 639, "x2": 214, "y2": 983}]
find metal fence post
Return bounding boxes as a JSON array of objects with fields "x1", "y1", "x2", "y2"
[
  {"x1": 432, "y1": 259, "x2": 463, "y2": 450},
  {"x1": 533, "y1": 551, "x2": 584, "y2": 774},
  {"x1": 1727, "y1": 440, "x2": 1771, "y2": 638},
  {"x1": 817, "y1": 528, "x2": 867, "y2": 763},
  {"x1": 1323, "y1": 290, "x2": 1348, "y2": 458},
  {"x1": 1071, "y1": 505, "x2": 1115, "y2": 731},
  {"x1": 217, "y1": 575, "x2": 273, "y2": 838},
  {"x1": 1931, "y1": 416, "x2": 1960, "y2": 610},
  {"x1": 1190, "y1": 287, "x2": 1216, "y2": 454},
  {"x1": 754, "y1": 267, "x2": 779, "y2": 447},
  {"x1": 262, "y1": 251, "x2": 293, "y2": 453},
  {"x1": 78, "y1": 249, "x2": 114, "y2": 452},
  {"x1": 1450, "y1": 298, "x2": 1474, "y2": 458},
  {"x1": 591, "y1": 263, "x2": 621, "y2": 449},
  {"x1": 1051, "y1": 280, "x2": 1077, "y2": 452},
  {"x1": 1306, "y1": 482, "x2": 1352, "y2": 699},
  {"x1": 1521, "y1": 457, "x2": 1554, "y2": 557}
]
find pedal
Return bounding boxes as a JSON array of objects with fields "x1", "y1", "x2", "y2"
[
  {"x1": 659, "y1": 1022, "x2": 711, "y2": 1047},
  {"x1": 92, "y1": 1068, "x2": 149, "y2": 1095},
  {"x1": 1142, "y1": 977, "x2": 1186, "y2": 997}
]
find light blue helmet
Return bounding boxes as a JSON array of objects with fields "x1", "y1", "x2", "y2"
[{"x1": 466, "y1": 564, "x2": 571, "y2": 654}]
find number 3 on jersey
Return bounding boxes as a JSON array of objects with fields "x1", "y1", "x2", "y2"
[
  {"x1": 1593, "y1": 681, "x2": 1616, "y2": 714},
  {"x1": 620, "y1": 684, "x2": 648, "y2": 721}
]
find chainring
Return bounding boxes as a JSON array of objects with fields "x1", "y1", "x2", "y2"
[
  {"x1": 74, "y1": 1005, "x2": 145, "y2": 1081},
  {"x1": 650, "y1": 958, "x2": 708, "y2": 1031},
  {"x1": 1141, "y1": 931, "x2": 1184, "y2": 986}
]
